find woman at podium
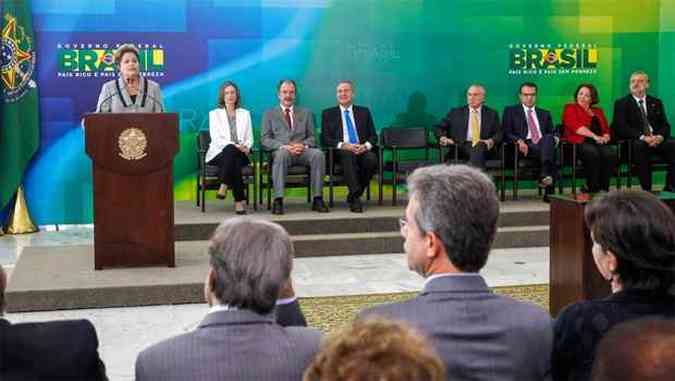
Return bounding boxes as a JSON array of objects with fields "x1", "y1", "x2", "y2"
[
  {"x1": 205, "y1": 81, "x2": 253, "y2": 214},
  {"x1": 552, "y1": 191, "x2": 675, "y2": 381},
  {"x1": 96, "y1": 44, "x2": 164, "y2": 113}
]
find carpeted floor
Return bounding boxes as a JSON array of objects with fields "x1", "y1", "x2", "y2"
[{"x1": 300, "y1": 284, "x2": 549, "y2": 332}]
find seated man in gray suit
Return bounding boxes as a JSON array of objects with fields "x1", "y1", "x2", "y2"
[
  {"x1": 135, "y1": 217, "x2": 322, "y2": 381},
  {"x1": 359, "y1": 165, "x2": 552, "y2": 381},
  {"x1": 262, "y1": 79, "x2": 329, "y2": 215}
]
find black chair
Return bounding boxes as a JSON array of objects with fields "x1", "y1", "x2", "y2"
[
  {"x1": 196, "y1": 131, "x2": 257, "y2": 213},
  {"x1": 258, "y1": 149, "x2": 312, "y2": 210},
  {"x1": 325, "y1": 146, "x2": 375, "y2": 208},
  {"x1": 558, "y1": 132, "x2": 622, "y2": 196},
  {"x1": 509, "y1": 142, "x2": 543, "y2": 200},
  {"x1": 623, "y1": 140, "x2": 670, "y2": 190},
  {"x1": 379, "y1": 127, "x2": 437, "y2": 206},
  {"x1": 436, "y1": 137, "x2": 506, "y2": 202}
]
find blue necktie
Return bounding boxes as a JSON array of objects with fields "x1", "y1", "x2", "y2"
[{"x1": 344, "y1": 109, "x2": 358, "y2": 144}]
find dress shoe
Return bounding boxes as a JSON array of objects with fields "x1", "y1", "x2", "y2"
[
  {"x1": 312, "y1": 197, "x2": 329, "y2": 213},
  {"x1": 216, "y1": 184, "x2": 227, "y2": 199},
  {"x1": 272, "y1": 198, "x2": 284, "y2": 215},
  {"x1": 349, "y1": 198, "x2": 363, "y2": 213},
  {"x1": 542, "y1": 186, "x2": 553, "y2": 204}
]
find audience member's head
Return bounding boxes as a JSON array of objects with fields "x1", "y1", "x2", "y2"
[
  {"x1": 592, "y1": 317, "x2": 675, "y2": 381},
  {"x1": 585, "y1": 190, "x2": 675, "y2": 293},
  {"x1": 303, "y1": 318, "x2": 445, "y2": 381},
  {"x1": 205, "y1": 217, "x2": 293, "y2": 314},
  {"x1": 0, "y1": 264, "x2": 6, "y2": 315},
  {"x1": 402, "y1": 164, "x2": 499, "y2": 277}
]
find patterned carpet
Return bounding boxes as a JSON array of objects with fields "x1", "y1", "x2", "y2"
[{"x1": 300, "y1": 284, "x2": 549, "y2": 332}]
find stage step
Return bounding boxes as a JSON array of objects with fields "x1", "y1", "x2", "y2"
[
  {"x1": 292, "y1": 225, "x2": 548, "y2": 257},
  {"x1": 175, "y1": 209, "x2": 550, "y2": 241}
]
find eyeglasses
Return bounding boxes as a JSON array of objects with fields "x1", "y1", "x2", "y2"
[
  {"x1": 521, "y1": 92, "x2": 537, "y2": 97},
  {"x1": 398, "y1": 217, "x2": 408, "y2": 233}
]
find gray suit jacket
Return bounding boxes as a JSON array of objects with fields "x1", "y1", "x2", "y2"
[
  {"x1": 360, "y1": 274, "x2": 552, "y2": 381},
  {"x1": 96, "y1": 76, "x2": 164, "y2": 113},
  {"x1": 261, "y1": 106, "x2": 317, "y2": 150},
  {"x1": 135, "y1": 309, "x2": 322, "y2": 381}
]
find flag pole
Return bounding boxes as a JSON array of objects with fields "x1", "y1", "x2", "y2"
[{"x1": 4, "y1": 186, "x2": 38, "y2": 234}]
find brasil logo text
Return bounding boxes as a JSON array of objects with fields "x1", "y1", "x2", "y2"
[
  {"x1": 508, "y1": 43, "x2": 598, "y2": 75},
  {"x1": 57, "y1": 43, "x2": 165, "y2": 79},
  {"x1": 1, "y1": 13, "x2": 37, "y2": 103}
]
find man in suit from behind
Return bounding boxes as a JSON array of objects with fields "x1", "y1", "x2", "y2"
[
  {"x1": 262, "y1": 79, "x2": 329, "y2": 215},
  {"x1": 359, "y1": 165, "x2": 552, "y2": 381},
  {"x1": 503, "y1": 82, "x2": 558, "y2": 200},
  {"x1": 321, "y1": 81, "x2": 378, "y2": 213},
  {"x1": 135, "y1": 217, "x2": 322, "y2": 381},
  {"x1": 613, "y1": 71, "x2": 675, "y2": 191},
  {"x1": 0, "y1": 265, "x2": 108, "y2": 380},
  {"x1": 438, "y1": 84, "x2": 502, "y2": 169}
]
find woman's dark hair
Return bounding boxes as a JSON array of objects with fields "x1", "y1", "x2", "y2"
[
  {"x1": 585, "y1": 190, "x2": 675, "y2": 293},
  {"x1": 574, "y1": 83, "x2": 599, "y2": 105},
  {"x1": 217, "y1": 81, "x2": 241, "y2": 109}
]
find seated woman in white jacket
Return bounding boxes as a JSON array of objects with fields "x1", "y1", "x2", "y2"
[{"x1": 205, "y1": 81, "x2": 254, "y2": 214}]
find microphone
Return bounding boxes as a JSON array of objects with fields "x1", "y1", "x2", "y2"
[
  {"x1": 144, "y1": 93, "x2": 165, "y2": 113},
  {"x1": 96, "y1": 91, "x2": 118, "y2": 113}
]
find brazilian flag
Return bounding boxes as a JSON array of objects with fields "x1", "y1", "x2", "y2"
[{"x1": 0, "y1": 0, "x2": 39, "y2": 210}]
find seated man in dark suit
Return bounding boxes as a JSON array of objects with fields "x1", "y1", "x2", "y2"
[
  {"x1": 359, "y1": 165, "x2": 552, "y2": 381},
  {"x1": 438, "y1": 84, "x2": 502, "y2": 170},
  {"x1": 0, "y1": 265, "x2": 107, "y2": 380},
  {"x1": 613, "y1": 71, "x2": 675, "y2": 191},
  {"x1": 503, "y1": 82, "x2": 558, "y2": 199},
  {"x1": 321, "y1": 80, "x2": 378, "y2": 213},
  {"x1": 135, "y1": 217, "x2": 321, "y2": 381}
]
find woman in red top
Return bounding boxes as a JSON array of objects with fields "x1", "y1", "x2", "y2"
[{"x1": 562, "y1": 84, "x2": 617, "y2": 197}]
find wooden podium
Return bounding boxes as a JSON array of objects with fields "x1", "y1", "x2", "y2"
[
  {"x1": 549, "y1": 195, "x2": 610, "y2": 316},
  {"x1": 84, "y1": 113, "x2": 179, "y2": 269}
]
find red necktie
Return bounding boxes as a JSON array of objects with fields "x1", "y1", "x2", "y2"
[
  {"x1": 284, "y1": 108, "x2": 292, "y2": 130},
  {"x1": 527, "y1": 108, "x2": 541, "y2": 144}
]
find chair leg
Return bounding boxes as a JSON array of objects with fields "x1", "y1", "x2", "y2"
[
  {"x1": 196, "y1": 179, "x2": 200, "y2": 207},
  {"x1": 253, "y1": 168, "x2": 258, "y2": 211},
  {"x1": 200, "y1": 184, "x2": 206, "y2": 213},
  {"x1": 572, "y1": 146, "x2": 577, "y2": 196},
  {"x1": 267, "y1": 172, "x2": 272, "y2": 210},
  {"x1": 513, "y1": 150, "x2": 519, "y2": 201},
  {"x1": 392, "y1": 152, "x2": 398, "y2": 207}
]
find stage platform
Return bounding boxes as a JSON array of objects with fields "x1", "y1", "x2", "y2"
[{"x1": 3, "y1": 198, "x2": 551, "y2": 312}]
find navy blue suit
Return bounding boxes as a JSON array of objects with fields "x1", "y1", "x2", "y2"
[{"x1": 502, "y1": 104, "x2": 558, "y2": 179}]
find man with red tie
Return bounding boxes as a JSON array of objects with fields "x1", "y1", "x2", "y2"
[
  {"x1": 502, "y1": 82, "x2": 558, "y2": 201},
  {"x1": 261, "y1": 79, "x2": 329, "y2": 215},
  {"x1": 321, "y1": 81, "x2": 378, "y2": 213}
]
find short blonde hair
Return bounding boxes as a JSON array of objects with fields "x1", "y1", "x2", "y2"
[
  {"x1": 304, "y1": 318, "x2": 446, "y2": 381},
  {"x1": 113, "y1": 43, "x2": 140, "y2": 66}
]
